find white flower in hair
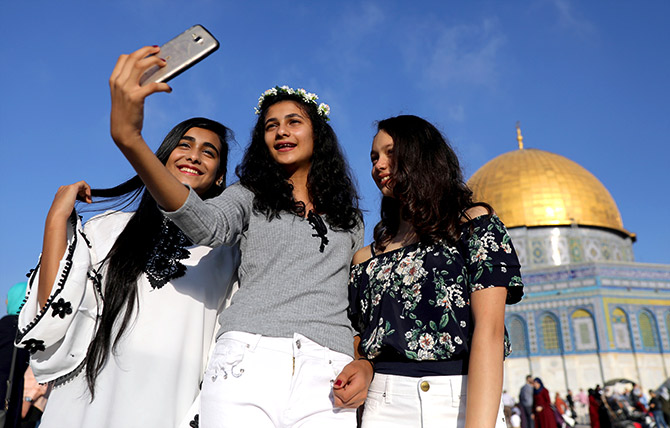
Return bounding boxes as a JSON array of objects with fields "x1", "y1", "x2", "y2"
[
  {"x1": 254, "y1": 85, "x2": 331, "y2": 121},
  {"x1": 318, "y1": 103, "x2": 330, "y2": 117}
]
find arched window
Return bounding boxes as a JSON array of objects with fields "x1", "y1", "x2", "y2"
[
  {"x1": 639, "y1": 310, "x2": 659, "y2": 350},
  {"x1": 509, "y1": 317, "x2": 528, "y2": 356},
  {"x1": 541, "y1": 314, "x2": 560, "y2": 351},
  {"x1": 612, "y1": 308, "x2": 631, "y2": 350},
  {"x1": 572, "y1": 309, "x2": 597, "y2": 350}
]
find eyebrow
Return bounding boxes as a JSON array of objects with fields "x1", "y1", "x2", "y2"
[
  {"x1": 180, "y1": 136, "x2": 220, "y2": 155},
  {"x1": 370, "y1": 142, "x2": 393, "y2": 155},
  {"x1": 202, "y1": 142, "x2": 220, "y2": 155},
  {"x1": 265, "y1": 112, "x2": 305, "y2": 125}
]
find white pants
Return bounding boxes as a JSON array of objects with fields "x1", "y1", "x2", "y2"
[
  {"x1": 361, "y1": 373, "x2": 507, "y2": 428},
  {"x1": 201, "y1": 331, "x2": 356, "y2": 428}
]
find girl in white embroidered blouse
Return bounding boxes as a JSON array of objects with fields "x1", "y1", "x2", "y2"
[{"x1": 17, "y1": 118, "x2": 239, "y2": 427}]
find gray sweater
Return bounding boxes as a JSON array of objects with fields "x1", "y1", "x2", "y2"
[{"x1": 165, "y1": 183, "x2": 364, "y2": 356}]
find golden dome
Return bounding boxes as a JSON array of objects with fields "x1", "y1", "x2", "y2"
[{"x1": 467, "y1": 146, "x2": 633, "y2": 238}]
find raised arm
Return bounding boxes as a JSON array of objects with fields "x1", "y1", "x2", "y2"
[
  {"x1": 38, "y1": 181, "x2": 91, "y2": 307},
  {"x1": 109, "y1": 45, "x2": 187, "y2": 211}
]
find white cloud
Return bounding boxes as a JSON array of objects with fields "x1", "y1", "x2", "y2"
[
  {"x1": 403, "y1": 17, "x2": 506, "y2": 89},
  {"x1": 548, "y1": 0, "x2": 597, "y2": 38},
  {"x1": 323, "y1": 2, "x2": 386, "y2": 77},
  {"x1": 448, "y1": 105, "x2": 466, "y2": 122}
]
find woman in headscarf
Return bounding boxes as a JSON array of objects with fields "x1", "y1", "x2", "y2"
[{"x1": 533, "y1": 378, "x2": 557, "y2": 428}]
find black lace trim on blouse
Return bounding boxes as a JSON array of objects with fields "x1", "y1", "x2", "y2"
[
  {"x1": 51, "y1": 358, "x2": 87, "y2": 389},
  {"x1": 143, "y1": 217, "x2": 192, "y2": 290},
  {"x1": 16, "y1": 212, "x2": 80, "y2": 344}
]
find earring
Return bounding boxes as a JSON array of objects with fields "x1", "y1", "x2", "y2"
[{"x1": 216, "y1": 179, "x2": 224, "y2": 187}]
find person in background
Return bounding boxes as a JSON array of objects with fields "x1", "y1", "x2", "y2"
[
  {"x1": 588, "y1": 388, "x2": 601, "y2": 428},
  {"x1": 658, "y1": 387, "x2": 670, "y2": 425},
  {"x1": 511, "y1": 406, "x2": 522, "y2": 428},
  {"x1": 532, "y1": 378, "x2": 557, "y2": 428},
  {"x1": 630, "y1": 384, "x2": 646, "y2": 412},
  {"x1": 650, "y1": 390, "x2": 669, "y2": 428},
  {"x1": 20, "y1": 366, "x2": 48, "y2": 428},
  {"x1": 555, "y1": 392, "x2": 567, "y2": 416},
  {"x1": 503, "y1": 390, "x2": 516, "y2": 428},
  {"x1": 577, "y1": 388, "x2": 589, "y2": 424},
  {"x1": 520, "y1": 375, "x2": 535, "y2": 428},
  {"x1": 556, "y1": 392, "x2": 575, "y2": 428},
  {"x1": 0, "y1": 282, "x2": 30, "y2": 428},
  {"x1": 566, "y1": 389, "x2": 575, "y2": 418}
]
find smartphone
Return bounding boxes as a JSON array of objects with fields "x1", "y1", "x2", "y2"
[{"x1": 139, "y1": 24, "x2": 219, "y2": 86}]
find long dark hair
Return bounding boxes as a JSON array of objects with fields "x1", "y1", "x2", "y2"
[
  {"x1": 83, "y1": 117, "x2": 232, "y2": 399},
  {"x1": 235, "y1": 91, "x2": 361, "y2": 230},
  {"x1": 373, "y1": 115, "x2": 490, "y2": 250}
]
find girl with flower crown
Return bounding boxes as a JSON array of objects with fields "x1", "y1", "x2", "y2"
[
  {"x1": 109, "y1": 46, "x2": 371, "y2": 427},
  {"x1": 346, "y1": 115, "x2": 524, "y2": 427}
]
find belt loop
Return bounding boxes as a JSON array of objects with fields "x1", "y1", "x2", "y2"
[
  {"x1": 384, "y1": 375, "x2": 391, "y2": 404},
  {"x1": 246, "y1": 333, "x2": 263, "y2": 352},
  {"x1": 452, "y1": 375, "x2": 464, "y2": 407}
]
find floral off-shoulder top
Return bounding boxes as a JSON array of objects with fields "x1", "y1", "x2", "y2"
[{"x1": 348, "y1": 214, "x2": 524, "y2": 370}]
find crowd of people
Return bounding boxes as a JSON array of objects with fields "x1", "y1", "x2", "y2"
[
  {"x1": 502, "y1": 375, "x2": 670, "y2": 428},
  {"x1": 3, "y1": 45, "x2": 525, "y2": 428}
]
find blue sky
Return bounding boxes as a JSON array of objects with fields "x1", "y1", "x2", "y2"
[{"x1": 1, "y1": 1, "x2": 669, "y2": 315}]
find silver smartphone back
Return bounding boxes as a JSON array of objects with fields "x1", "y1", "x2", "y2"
[{"x1": 139, "y1": 24, "x2": 219, "y2": 86}]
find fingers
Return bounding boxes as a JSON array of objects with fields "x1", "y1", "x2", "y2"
[
  {"x1": 109, "y1": 53, "x2": 130, "y2": 85},
  {"x1": 74, "y1": 180, "x2": 92, "y2": 204},
  {"x1": 332, "y1": 360, "x2": 373, "y2": 408},
  {"x1": 109, "y1": 45, "x2": 172, "y2": 144},
  {"x1": 48, "y1": 181, "x2": 90, "y2": 220},
  {"x1": 333, "y1": 383, "x2": 367, "y2": 408},
  {"x1": 110, "y1": 45, "x2": 170, "y2": 97},
  {"x1": 142, "y1": 80, "x2": 173, "y2": 96},
  {"x1": 333, "y1": 365, "x2": 353, "y2": 390},
  {"x1": 111, "y1": 45, "x2": 160, "y2": 88}
]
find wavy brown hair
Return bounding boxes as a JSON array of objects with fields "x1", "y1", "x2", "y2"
[
  {"x1": 236, "y1": 91, "x2": 361, "y2": 230},
  {"x1": 373, "y1": 115, "x2": 490, "y2": 251}
]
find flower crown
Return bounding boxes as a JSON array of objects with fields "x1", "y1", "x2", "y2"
[{"x1": 254, "y1": 85, "x2": 331, "y2": 121}]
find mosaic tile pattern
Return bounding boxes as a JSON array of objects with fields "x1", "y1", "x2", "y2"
[{"x1": 508, "y1": 226, "x2": 634, "y2": 269}]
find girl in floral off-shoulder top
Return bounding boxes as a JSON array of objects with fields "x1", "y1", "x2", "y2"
[{"x1": 347, "y1": 115, "x2": 524, "y2": 428}]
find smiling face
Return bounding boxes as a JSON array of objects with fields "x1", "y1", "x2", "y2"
[
  {"x1": 370, "y1": 130, "x2": 395, "y2": 197},
  {"x1": 165, "y1": 127, "x2": 223, "y2": 196},
  {"x1": 263, "y1": 100, "x2": 315, "y2": 176}
]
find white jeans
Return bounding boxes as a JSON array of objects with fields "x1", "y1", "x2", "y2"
[
  {"x1": 361, "y1": 373, "x2": 507, "y2": 428},
  {"x1": 201, "y1": 331, "x2": 356, "y2": 428}
]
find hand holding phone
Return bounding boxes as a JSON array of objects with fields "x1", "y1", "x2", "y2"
[{"x1": 139, "y1": 24, "x2": 219, "y2": 86}]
